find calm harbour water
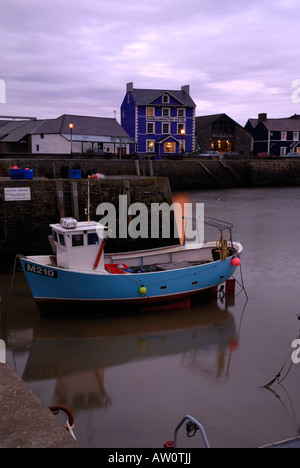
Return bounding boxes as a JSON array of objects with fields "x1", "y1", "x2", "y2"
[{"x1": 1, "y1": 186, "x2": 300, "y2": 448}]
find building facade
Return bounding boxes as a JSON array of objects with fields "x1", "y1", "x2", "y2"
[
  {"x1": 195, "y1": 113, "x2": 252, "y2": 155},
  {"x1": 121, "y1": 83, "x2": 196, "y2": 156},
  {"x1": 245, "y1": 113, "x2": 300, "y2": 156}
]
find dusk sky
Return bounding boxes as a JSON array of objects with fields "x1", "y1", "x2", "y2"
[{"x1": 1, "y1": 0, "x2": 300, "y2": 126}]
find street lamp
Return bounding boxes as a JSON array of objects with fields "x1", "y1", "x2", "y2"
[
  {"x1": 180, "y1": 128, "x2": 185, "y2": 154},
  {"x1": 69, "y1": 123, "x2": 74, "y2": 155}
]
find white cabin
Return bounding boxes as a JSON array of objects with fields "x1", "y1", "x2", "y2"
[{"x1": 50, "y1": 218, "x2": 108, "y2": 271}]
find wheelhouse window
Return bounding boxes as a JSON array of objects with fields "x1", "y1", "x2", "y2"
[
  {"x1": 52, "y1": 230, "x2": 58, "y2": 243},
  {"x1": 72, "y1": 234, "x2": 84, "y2": 247},
  {"x1": 88, "y1": 232, "x2": 99, "y2": 245},
  {"x1": 59, "y1": 233, "x2": 65, "y2": 246}
]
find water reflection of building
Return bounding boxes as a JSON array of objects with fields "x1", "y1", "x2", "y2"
[{"x1": 18, "y1": 299, "x2": 239, "y2": 413}]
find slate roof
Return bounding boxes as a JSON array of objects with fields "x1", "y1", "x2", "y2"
[
  {"x1": 33, "y1": 114, "x2": 130, "y2": 138},
  {"x1": 129, "y1": 88, "x2": 196, "y2": 108},
  {"x1": 247, "y1": 115, "x2": 300, "y2": 131},
  {"x1": 0, "y1": 120, "x2": 44, "y2": 142}
]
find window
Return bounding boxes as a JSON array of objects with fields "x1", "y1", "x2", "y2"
[
  {"x1": 178, "y1": 124, "x2": 185, "y2": 134},
  {"x1": 59, "y1": 233, "x2": 65, "y2": 246},
  {"x1": 40, "y1": 134, "x2": 44, "y2": 139},
  {"x1": 162, "y1": 123, "x2": 170, "y2": 134},
  {"x1": 177, "y1": 108, "x2": 185, "y2": 118},
  {"x1": 163, "y1": 94, "x2": 169, "y2": 103},
  {"x1": 147, "y1": 122, "x2": 154, "y2": 134},
  {"x1": 88, "y1": 233, "x2": 99, "y2": 245},
  {"x1": 146, "y1": 107, "x2": 154, "y2": 117},
  {"x1": 72, "y1": 234, "x2": 84, "y2": 247},
  {"x1": 281, "y1": 132, "x2": 287, "y2": 140},
  {"x1": 146, "y1": 140, "x2": 155, "y2": 152},
  {"x1": 52, "y1": 230, "x2": 58, "y2": 243},
  {"x1": 280, "y1": 147, "x2": 287, "y2": 155},
  {"x1": 164, "y1": 142, "x2": 176, "y2": 153},
  {"x1": 36, "y1": 145, "x2": 39, "y2": 152},
  {"x1": 294, "y1": 132, "x2": 299, "y2": 141},
  {"x1": 162, "y1": 108, "x2": 170, "y2": 117}
]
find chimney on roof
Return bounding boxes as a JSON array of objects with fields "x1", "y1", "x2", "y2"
[
  {"x1": 127, "y1": 82, "x2": 133, "y2": 93},
  {"x1": 258, "y1": 113, "x2": 267, "y2": 123},
  {"x1": 181, "y1": 85, "x2": 190, "y2": 95}
]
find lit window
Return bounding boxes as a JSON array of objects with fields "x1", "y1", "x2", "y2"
[
  {"x1": 146, "y1": 140, "x2": 155, "y2": 152},
  {"x1": 164, "y1": 142, "x2": 176, "y2": 153},
  {"x1": 281, "y1": 132, "x2": 287, "y2": 140},
  {"x1": 178, "y1": 124, "x2": 185, "y2": 134},
  {"x1": 147, "y1": 107, "x2": 154, "y2": 116}
]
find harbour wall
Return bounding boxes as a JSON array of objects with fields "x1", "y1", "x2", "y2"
[
  {"x1": 1, "y1": 157, "x2": 300, "y2": 268},
  {"x1": 1, "y1": 156, "x2": 300, "y2": 190},
  {"x1": 0, "y1": 176, "x2": 175, "y2": 268}
]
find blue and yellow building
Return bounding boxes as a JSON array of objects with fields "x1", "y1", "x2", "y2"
[{"x1": 121, "y1": 82, "x2": 196, "y2": 157}]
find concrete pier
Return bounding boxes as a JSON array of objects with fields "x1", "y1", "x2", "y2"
[{"x1": 0, "y1": 364, "x2": 80, "y2": 448}]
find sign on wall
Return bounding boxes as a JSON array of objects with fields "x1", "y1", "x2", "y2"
[{"x1": 4, "y1": 187, "x2": 31, "y2": 201}]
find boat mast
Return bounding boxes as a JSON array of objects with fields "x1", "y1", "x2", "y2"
[{"x1": 87, "y1": 176, "x2": 91, "y2": 222}]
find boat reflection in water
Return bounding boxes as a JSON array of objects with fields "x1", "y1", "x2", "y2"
[{"x1": 17, "y1": 292, "x2": 241, "y2": 415}]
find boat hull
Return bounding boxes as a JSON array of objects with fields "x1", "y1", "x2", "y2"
[{"x1": 19, "y1": 253, "x2": 240, "y2": 316}]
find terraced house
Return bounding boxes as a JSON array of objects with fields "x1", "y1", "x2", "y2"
[{"x1": 121, "y1": 82, "x2": 196, "y2": 157}]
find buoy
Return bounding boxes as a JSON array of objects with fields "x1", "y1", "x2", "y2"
[
  {"x1": 231, "y1": 257, "x2": 241, "y2": 267},
  {"x1": 139, "y1": 286, "x2": 147, "y2": 296}
]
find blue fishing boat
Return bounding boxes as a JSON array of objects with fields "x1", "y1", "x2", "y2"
[{"x1": 19, "y1": 211, "x2": 242, "y2": 316}]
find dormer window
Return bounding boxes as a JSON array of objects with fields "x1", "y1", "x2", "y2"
[{"x1": 162, "y1": 94, "x2": 169, "y2": 104}]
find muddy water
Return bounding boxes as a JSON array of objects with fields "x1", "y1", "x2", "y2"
[{"x1": 1, "y1": 187, "x2": 300, "y2": 448}]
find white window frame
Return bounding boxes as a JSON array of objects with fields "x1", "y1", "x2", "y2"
[
  {"x1": 146, "y1": 139, "x2": 155, "y2": 152},
  {"x1": 293, "y1": 132, "x2": 299, "y2": 141},
  {"x1": 162, "y1": 94, "x2": 169, "y2": 104},
  {"x1": 281, "y1": 132, "x2": 287, "y2": 141},
  {"x1": 146, "y1": 107, "x2": 154, "y2": 117},
  {"x1": 280, "y1": 147, "x2": 287, "y2": 155},
  {"x1": 162, "y1": 108, "x2": 170, "y2": 118},
  {"x1": 162, "y1": 123, "x2": 170, "y2": 134},
  {"x1": 147, "y1": 122, "x2": 155, "y2": 134},
  {"x1": 178, "y1": 123, "x2": 185, "y2": 134},
  {"x1": 177, "y1": 108, "x2": 186, "y2": 118}
]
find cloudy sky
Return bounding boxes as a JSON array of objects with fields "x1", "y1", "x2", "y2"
[{"x1": 1, "y1": 0, "x2": 300, "y2": 125}]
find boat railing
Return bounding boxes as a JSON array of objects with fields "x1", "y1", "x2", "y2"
[{"x1": 183, "y1": 215, "x2": 234, "y2": 247}]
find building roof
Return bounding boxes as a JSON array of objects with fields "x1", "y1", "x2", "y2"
[
  {"x1": 0, "y1": 120, "x2": 45, "y2": 142},
  {"x1": 128, "y1": 87, "x2": 196, "y2": 108},
  {"x1": 33, "y1": 114, "x2": 130, "y2": 138},
  {"x1": 247, "y1": 115, "x2": 300, "y2": 131}
]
